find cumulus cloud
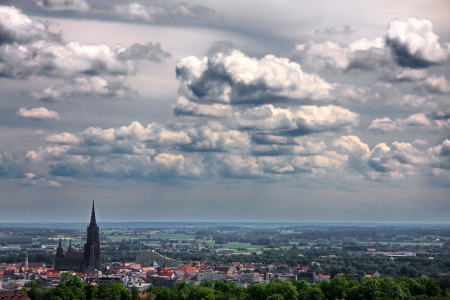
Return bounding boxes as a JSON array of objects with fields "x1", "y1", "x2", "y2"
[
  {"x1": 182, "y1": 127, "x2": 251, "y2": 153},
  {"x1": 413, "y1": 139, "x2": 429, "y2": 146},
  {"x1": 26, "y1": 144, "x2": 206, "y2": 179},
  {"x1": 0, "y1": 5, "x2": 169, "y2": 100},
  {"x1": 292, "y1": 38, "x2": 389, "y2": 72},
  {"x1": 32, "y1": 0, "x2": 216, "y2": 24},
  {"x1": 111, "y1": 2, "x2": 215, "y2": 22},
  {"x1": 16, "y1": 107, "x2": 60, "y2": 120},
  {"x1": 176, "y1": 50, "x2": 333, "y2": 104},
  {"x1": 235, "y1": 104, "x2": 359, "y2": 135},
  {"x1": 382, "y1": 69, "x2": 428, "y2": 83},
  {"x1": 30, "y1": 77, "x2": 137, "y2": 102},
  {"x1": 116, "y1": 42, "x2": 171, "y2": 62},
  {"x1": 0, "y1": 152, "x2": 26, "y2": 178},
  {"x1": 33, "y1": 0, "x2": 90, "y2": 12},
  {"x1": 385, "y1": 17, "x2": 450, "y2": 68},
  {"x1": 315, "y1": 26, "x2": 355, "y2": 36},
  {"x1": 367, "y1": 113, "x2": 431, "y2": 133},
  {"x1": 428, "y1": 139, "x2": 450, "y2": 169},
  {"x1": 173, "y1": 97, "x2": 233, "y2": 117},
  {"x1": 20, "y1": 172, "x2": 63, "y2": 187},
  {"x1": 0, "y1": 5, "x2": 62, "y2": 45},
  {"x1": 46, "y1": 133, "x2": 80, "y2": 145},
  {"x1": 293, "y1": 17, "x2": 450, "y2": 73},
  {"x1": 423, "y1": 75, "x2": 450, "y2": 94},
  {"x1": 366, "y1": 143, "x2": 417, "y2": 180}
]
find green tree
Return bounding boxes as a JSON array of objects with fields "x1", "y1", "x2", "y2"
[
  {"x1": 97, "y1": 282, "x2": 129, "y2": 300},
  {"x1": 247, "y1": 283, "x2": 266, "y2": 300},
  {"x1": 265, "y1": 280, "x2": 298, "y2": 300},
  {"x1": 187, "y1": 286, "x2": 215, "y2": 300},
  {"x1": 213, "y1": 279, "x2": 245, "y2": 299},
  {"x1": 130, "y1": 286, "x2": 140, "y2": 300}
]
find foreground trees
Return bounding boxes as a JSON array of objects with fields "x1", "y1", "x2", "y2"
[{"x1": 24, "y1": 273, "x2": 450, "y2": 300}]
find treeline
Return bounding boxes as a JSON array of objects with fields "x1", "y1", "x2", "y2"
[
  {"x1": 1, "y1": 237, "x2": 33, "y2": 245},
  {"x1": 0, "y1": 228, "x2": 82, "y2": 238},
  {"x1": 193, "y1": 226, "x2": 450, "y2": 245},
  {"x1": 25, "y1": 273, "x2": 450, "y2": 300},
  {"x1": 0, "y1": 252, "x2": 54, "y2": 264}
]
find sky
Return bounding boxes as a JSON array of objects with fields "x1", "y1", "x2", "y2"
[{"x1": 1, "y1": 0, "x2": 450, "y2": 223}]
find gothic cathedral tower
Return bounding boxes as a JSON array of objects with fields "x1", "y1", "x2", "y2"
[{"x1": 83, "y1": 200, "x2": 101, "y2": 272}]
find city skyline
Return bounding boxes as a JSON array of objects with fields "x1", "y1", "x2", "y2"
[{"x1": 0, "y1": 0, "x2": 449, "y2": 222}]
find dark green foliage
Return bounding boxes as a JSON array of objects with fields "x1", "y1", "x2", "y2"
[{"x1": 23, "y1": 271, "x2": 450, "y2": 300}]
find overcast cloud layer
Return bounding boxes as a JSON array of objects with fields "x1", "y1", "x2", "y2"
[{"x1": 0, "y1": 0, "x2": 450, "y2": 222}]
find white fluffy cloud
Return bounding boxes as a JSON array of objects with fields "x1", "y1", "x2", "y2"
[
  {"x1": 0, "y1": 5, "x2": 170, "y2": 100},
  {"x1": 4, "y1": 7, "x2": 450, "y2": 191},
  {"x1": 16, "y1": 107, "x2": 60, "y2": 120},
  {"x1": 0, "y1": 5, "x2": 62, "y2": 45},
  {"x1": 46, "y1": 133, "x2": 80, "y2": 145},
  {"x1": 26, "y1": 145, "x2": 206, "y2": 179},
  {"x1": 367, "y1": 113, "x2": 431, "y2": 133},
  {"x1": 173, "y1": 97, "x2": 233, "y2": 117},
  {"x1": 292, "y1": 38, "x2": 387, "y2": 72},
  {"x1": 293, "y1": 17, "x2": 450, "y2": 73},
  {"x1": 176, "y1": 50, "x2": 333, "y2": 104},
  {"x1": 235, "y1": 104, "x2": 358, "y2": 134},
  {"x1": 385, "y1": 17, "x2": 450, "y2": 68},
  {"x1": 423, "y1": 75, "x2": 450, "y2": 94}
]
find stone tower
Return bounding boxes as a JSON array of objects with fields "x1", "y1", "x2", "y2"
[{"x1": 83, "y1": 200, "x2": 101, "y2": 272}]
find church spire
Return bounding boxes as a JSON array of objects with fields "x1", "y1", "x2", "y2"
[{"x1": 90, "y1": 200, "x2": 97, "y2": 226}]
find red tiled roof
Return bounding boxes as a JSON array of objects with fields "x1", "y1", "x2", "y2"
[{"x1": 0, "y1": 291, "x2": 29, "y2": 300}]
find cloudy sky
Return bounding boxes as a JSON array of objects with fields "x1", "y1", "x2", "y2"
[{"x1": 1, "y1": 0, "x2": 450, "y2": 222}]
